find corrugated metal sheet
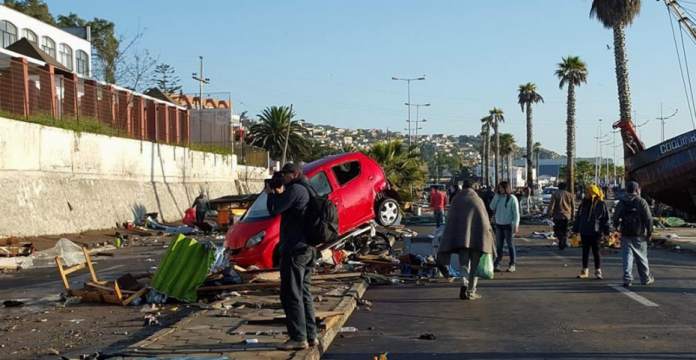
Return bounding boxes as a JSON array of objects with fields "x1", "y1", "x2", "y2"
[{"x1": 149, "y1": 234, "x2": 215, "y2": 303}]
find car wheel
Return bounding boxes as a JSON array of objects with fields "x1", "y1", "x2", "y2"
[{"x1": 376, "y1": 198, "x2": 400, "y2": 226}]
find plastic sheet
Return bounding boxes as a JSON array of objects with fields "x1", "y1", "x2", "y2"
[{"x1": 25, "y1": 238, "x2": 86, "y2": 269}]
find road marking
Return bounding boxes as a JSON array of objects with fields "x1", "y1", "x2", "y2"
[{"x1": 608, "y1": 284, "x2": 659, "y2": 307}]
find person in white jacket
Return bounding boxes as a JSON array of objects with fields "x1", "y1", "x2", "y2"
[{"x1": 490, "y1": 181, "x2": 521, "y2": 273}]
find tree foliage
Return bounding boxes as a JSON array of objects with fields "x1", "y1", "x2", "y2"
[
  {"x1": 151, "y1": 63, "x2": 182, "y2": 94},
  {"x1": 590, "y1": 0, "x2": 642, "y2": 29},
  {"x1": 363, "y1": 141, "x2": 426, "y2": 192},
  {"x1": 4, "y1": 0, "x2": 56, "y2": 25},
  {"x1": 248, "y1": 106, "x2": 311, "y2": 162}
]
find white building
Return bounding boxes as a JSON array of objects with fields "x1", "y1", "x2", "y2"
[{"x1": 0, "y1": 4, "x2": 91, "y2": 76}]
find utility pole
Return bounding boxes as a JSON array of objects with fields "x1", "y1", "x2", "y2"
[
  {"x1": 392, "y1": 76, "x2": 426, "y2": 146},
  {"x1": 192, "y1": 56, "x2": 210, "y2": 143},
  {"x1": 656, "y1": 103, "x2": 678, "y2": 142}
]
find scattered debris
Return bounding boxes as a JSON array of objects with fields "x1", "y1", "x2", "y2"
[
  {"x1": 340, "y1": 326, "x2": 359, "y2": 333},
  {"x1": 3, "y1": 300, "x2": 25, "y2": 307},
  {"x1": 143, "y1": 314, "x2": 160, "y2": 327},
  {"x1": 419, "y1": 333, "x2": 437, "y2": 340}
]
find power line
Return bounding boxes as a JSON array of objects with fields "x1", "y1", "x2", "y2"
[
  {"x1": 666, "y1": 4, "x2": 696, "y2": 127},
  {"x1": 678, "y1": 18, "x2": 696, "y2": 128}
]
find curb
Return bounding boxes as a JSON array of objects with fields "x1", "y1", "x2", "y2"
[{"x1": 293, "y1": 280, "x2": 368, "y2": 360}]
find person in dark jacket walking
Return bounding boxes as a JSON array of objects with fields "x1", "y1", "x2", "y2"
[
  {"x1": 192, "y1": 190, "x2": 210, "y2": 223},
  {"x1": 266, "y1": 163, "x2": 317, "y2": 351},
  {"x1": 572, "y1": 185, "x2": 611, "y2": 280},
  {"x1": 547, "y1": 182, "x2": 575, "y2": 250},
  {"x1": 612, "y1": 181, "x2": 655, "y2": 287}
]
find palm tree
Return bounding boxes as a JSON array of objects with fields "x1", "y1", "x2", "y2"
[
  {"x1": 590, "y1": 0, "x2": 641, "y2": 158},
  {"x1": 248, "y1": 106, "x2": 310, "y2": 161},
  {"x1": 517, "y1": 83, "x2": 544, "y2": 192},
  {"x1": 533, "y1": 141, "x2": 542, "y2": 188},
  {"x1": 480, "y1": 125, "x2": 488, "y2": 185},
  {"x1": 480, "y1": 117, "x2": 494, "y2": 186},
  {"x1": 489, "y1": 108, "x2": 505, "y2": 187},
  {"x1": 499, "y1": 133, "x2": 517, "y2": 184},
  {"x1": 555, "y1": 56, "x2": 589, "y2": 196},
  {"x1": 363, "y1": 140, "x2": 426, "y2": 193}
]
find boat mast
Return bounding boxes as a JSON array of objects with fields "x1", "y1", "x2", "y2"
[{"x1": 664, "y1": 0, "x2": 696, "y2": 42}]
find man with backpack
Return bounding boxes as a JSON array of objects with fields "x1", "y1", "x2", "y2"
[
  {"x1": 265, "y1": 163, "x2": 318, "y2": 350},
  {"x1": 612, "y1": 181, "x2": 655, "y2": 288}
]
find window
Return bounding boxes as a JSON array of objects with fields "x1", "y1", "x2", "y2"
[
  {"x1": 332, "y1": 161, "x2": 361, "y2": 186},
  {"x1": 22, "y1": 28, "x2": 37, "y2": 45},
  {"x1": 0, "y1": 20, "x2": 17, "y2": 48},
  {"x1": 41, "y1": 36, "x2": 55, "y2": 58},
  {"x1": 310, "y1": 171, "x2": 333, "y2": 196},
  {"x1": 241, "y1": 192, "x2": 271, "y2": 222},
  {"x1": 76, "y1": 50, "x2": 89, "y2": 76},
  {"x1": 59, "y1": 43, "x2": 73, "y2": 70}
]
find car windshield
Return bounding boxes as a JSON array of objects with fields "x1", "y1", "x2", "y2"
[
  {"x1": 543, "y1": 188, "x2": 558, "y2": 195},
  {"x1": 241, "y1": 192, "x2": 270, "y2": 222}
]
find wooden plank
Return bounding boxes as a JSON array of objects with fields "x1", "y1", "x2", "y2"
[
  {"x1": 311, "y1": 272, "x2": 363, "y2": 281},
  {"x1": 122, "y1": 287, "x2": 149, "y2": 306},
  {"x1": 82, "y1": 247, "x2": 99, "y2": 283},
  {"x1": 247, "y1": 311, "x2": 345, "y2": 324},
  {"x1": 197, "y1": 282, "x2": 281, "y2": 292},
  {"x1": 85, "y1": 282, "x2": 137, "y2": 295},
  {"x1": 113, "y1": 280, "x2": 123, "y2": 301},
  {"x1": 63, "y1": 263, "x2": 87, "y2": 275},
  {"x1": 55, "y1": 256, "x2": 71, "y2": 292}
]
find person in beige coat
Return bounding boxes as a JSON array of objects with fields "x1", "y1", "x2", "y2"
[{"x1": 436, "y1": 179, "x2": 496, "y2": 300}]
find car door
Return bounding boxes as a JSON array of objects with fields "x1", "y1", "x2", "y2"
[
  {"x1": 308, "y1": 170, "x2": 346, "y2": 231},
  {"x1": 330, "y1": 160, "x2": 374, "y2": 233}
]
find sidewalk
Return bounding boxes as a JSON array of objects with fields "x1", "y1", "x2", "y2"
[{"x1": 115, "y1": 280, "x2": 368, "y2": 360}]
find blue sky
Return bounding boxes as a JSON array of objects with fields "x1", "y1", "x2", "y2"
[{"x1": 47, "y1": 0, "x2": 696, "y2": 159}]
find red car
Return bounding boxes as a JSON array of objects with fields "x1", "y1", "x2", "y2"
[{"x1": 225, "y1": 153, "x2": 401, "y2": 269}]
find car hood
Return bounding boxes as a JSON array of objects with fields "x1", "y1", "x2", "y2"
[{"x1": 225, "y1": 216, "x2": 279, "y2": 249}]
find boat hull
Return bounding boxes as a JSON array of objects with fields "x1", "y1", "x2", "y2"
[{"x1": 626, "y1": 129, "x2": 696, "y2": 215}]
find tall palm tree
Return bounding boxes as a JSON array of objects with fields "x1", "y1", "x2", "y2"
[
  {"x1": 480, "y1": 124, "x2": 488, "y2": 186},
  {"x1": 499, "y1": 133, "x2": 517, "y2": 185},
  {"x1": 590, "y1": 0, "x2": 641, "y2": 158},
  {"x1": 489, "y1": 108, "x2": 505, "y2": 187},
  {"x1": 533, "y1": 141, "x2": 542, "y2": 188},
  {"x1": 248, "y1": 106, "x2": 310, "y2": 161},
  {"x1": 556, "y1": 56, "x2": 589, "y2": 195},
  {"x1": 517, "y1": 83, "x2": 544, "y2": 192},
  {"x1": 481, "y1": 117, "x2": 494, "y2": 186}
]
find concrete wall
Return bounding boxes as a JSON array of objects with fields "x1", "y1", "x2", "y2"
[{"x1": 0, "y1": 116, "x2": 268, "y2": 237}]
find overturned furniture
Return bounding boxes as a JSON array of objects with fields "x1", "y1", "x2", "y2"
[{"x1": 55, "y1": 247, "x2": 148, "y2": 305}]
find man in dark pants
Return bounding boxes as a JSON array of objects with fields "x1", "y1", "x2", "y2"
[
  {"x1": 192, "y1": 190, "x2": 210, "y2": 223},
  {"x1": 266, "y1": 163, "x2": 317, "y2": 351},
  {"x1": 547, "y1": 182, "x2": 575, "y2": 250}
]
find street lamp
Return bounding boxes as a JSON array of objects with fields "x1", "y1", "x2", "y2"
[
  {"x1": 409, "y1": 118, "x2": 428, "y2": 145},
  {"x1": 392, "y1": 75, "x2": 426, "y2": 146}
]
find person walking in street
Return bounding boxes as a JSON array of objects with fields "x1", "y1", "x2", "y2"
[
  {"x1": 613, "y1": 181, "x2": 655, "y2": 287},
  {"x1": 490, "y1": 181, "x2": 520, "y2": 273},
  {"x1": 479, "y1": 185, "x2": 496, "y2": 226},
  {"x1": 572, "y1": 185, "x2": 611, "y2": 280},
  {"x1": 192, "y1": 190, "x2": 210, "y2": 223},
  {"x1": 547, "y1": 182, "x2": 575, "y2": 250},
  {"x1": 436, "y1": 179, "x2": 496, "y2": 300},
  {"x1": 430, "y1": 185, "x2": 447, "y2": 228},
  {"x1": 265, "y1": 163, "x2": 317, "y2": 351}
]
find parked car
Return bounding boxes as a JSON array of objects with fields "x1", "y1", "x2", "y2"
[
  {"x1": 224, "y1": 153, "x2": 401, "y2": 269},
  {"x1": 541, "y1": 186, "x2": 559, "y2": 205}
]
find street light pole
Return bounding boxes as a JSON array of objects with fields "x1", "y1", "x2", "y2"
[
  {"x1": 192, "y1": 56, "x2": 210, "y2": 144},
  {"x1": 281, "y1": 104, "x2": 294, "y2": 166},
  {"x1": 392, "y1": 76, "x2": 426, "y2": 146},
  {"x1": 406, "y1": 103, "x2": 430, "y2": 146}
]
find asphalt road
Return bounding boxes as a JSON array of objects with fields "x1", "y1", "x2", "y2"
[{"x1": 325, "y1": 239, "x2": 696, "y2": 360}]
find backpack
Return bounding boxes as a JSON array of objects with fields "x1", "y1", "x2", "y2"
[
  {"x1": 301, "y1": 183, "x2": 339, "y2": 246},
  {"x1": 620, "y1": 198, "x2": 642, "y2": 237}
]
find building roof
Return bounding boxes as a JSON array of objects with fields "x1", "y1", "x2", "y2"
[
  {"x1": 5, "y1": 38, "x2": 71, "y2": 72},
  {"x1": 145, "y1": 88, "x2": 179, "y2": 105}
]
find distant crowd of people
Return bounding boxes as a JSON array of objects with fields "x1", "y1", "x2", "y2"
[{"x1": 431, "y1": 179, "x2": 655, "y2": 300}]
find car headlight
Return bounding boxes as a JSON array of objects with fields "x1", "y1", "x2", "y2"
[{"x1": 246, "y1": 230, "x2": 266, "y2": 248}]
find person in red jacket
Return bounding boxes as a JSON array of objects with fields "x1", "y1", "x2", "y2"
[{"x1": 430, "y1": 185, "x2": 447, "y2": 227}]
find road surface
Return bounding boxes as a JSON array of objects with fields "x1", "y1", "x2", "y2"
[{"x1": 325, "y1": 239, "x2": 696, "y2": 360}]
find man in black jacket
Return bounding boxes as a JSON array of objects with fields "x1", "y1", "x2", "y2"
[
  {"x1": 612, "y1": 181, "x2": 655, "y2": 287},
  {"x1": 266, "y1": 163, "x2": 317, "y2": 350}
]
